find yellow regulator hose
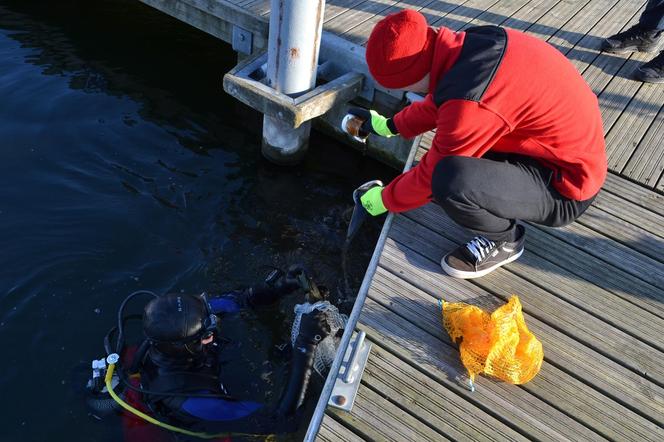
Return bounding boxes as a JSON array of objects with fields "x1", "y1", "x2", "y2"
[{"x1": 104, "y1": 354, "x2": 275, "y2": 441}]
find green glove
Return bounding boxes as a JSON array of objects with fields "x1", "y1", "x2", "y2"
[
  {"x1": 360, "y1": 186, "x2": 387, "y2": 216},
  {"x1": 348, "y1": 108, "x2": 398, "y2": 138}
]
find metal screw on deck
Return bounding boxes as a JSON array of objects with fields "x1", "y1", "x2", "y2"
[{"x1": 263, "y1": 0, "x2": 325, "y2": 165}]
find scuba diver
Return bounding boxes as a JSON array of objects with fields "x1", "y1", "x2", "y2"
[{"x1": 87, "y1": 265, "x2": 335, "y2": 439}]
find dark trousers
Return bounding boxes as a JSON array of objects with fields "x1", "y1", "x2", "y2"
[
  {"x1": 640, "y1": 0, "x2": 664, "y2": 30},
  {"x1": 431, "y1": 154, "x2": 596, "y2": 243}
]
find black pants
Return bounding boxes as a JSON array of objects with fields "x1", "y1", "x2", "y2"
[
  {"x1": 640, "y1": 0, "x2": 664, "y2": 30},
  {"x1": 431, "y1": 154, "x2": 596, "y2": 243}
]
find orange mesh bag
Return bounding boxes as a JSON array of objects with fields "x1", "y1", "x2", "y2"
[{"x1": 441, "y1": 295, "x2": 543, "y2": 387}]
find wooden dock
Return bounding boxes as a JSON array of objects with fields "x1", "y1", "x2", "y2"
[{"x1": 139, "y1": 0, "x2": 664, "y2": 440}]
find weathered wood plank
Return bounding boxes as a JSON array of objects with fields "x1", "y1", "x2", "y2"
[
  {"x1": 323, "y1": 0, "x2": 369, "y2": 25},
  {"x1": 342, "y1": 0, "x2": 446, "y2": 45},
  {"x1": 501, "y1": 0, "x2": 565, "y2": 31},
  {"x1": 392, "y1": 214, "x2": 664, "y2": 384},
  {"x1": 622, "y1": 104, "x2": 664, "y2": 187},
  {"x1": 363, "y1": 344, "x2": 530, "y2": 441},
  {"x1": 566, "y1": 0, "x2": 646, "y2": 75},
  {"x1": 537, "y1": 221, "x2": 664, "y2": 289},
  {"x1": 546, "y1": 0, "x2": 621, "y2": 55},
  {"x1": 330, "y1": 383, "x2": 451, "y2": 441},
  {"x1": 459, "y1": 0, "x2": 536, "y2": 30},
  {"x1": 377, "y1": 246, "x2": 664, "y2": 425},
  {"x1": 317, "y1": 415, "x2": 366, "y2": 442},
  {"x1": 358, "y1": 296, "x2": 603, "y2": 441},
  {"x1": 605, "y1": 83, "x2": 664, "y2": 175},
  {"x1": 324, "y1": 0, "x2": 401, "y2": 39},
  {"x1": 429, "y1": 0, "x2": 501, "y2": 31},
  {"x1": 575, "y1": 204, "x2": 664, "y2": 261},
  {"x1": 658, "y1": 173, "x2": 664, "y2": 193},
  {"x1": 589, "y1": 186, "x2": 664, "y2": 237},
  {"x1": 602, "y1": 172, "x2": 664, "y2": 217},
  {"x1": 524, "y1": 0, "x2": 595, "y2": 42},
  {"x1": 598, "y1": 51, "x2": 653, "y2": 131}
]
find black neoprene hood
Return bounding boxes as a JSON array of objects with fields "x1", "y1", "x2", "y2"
[{"x1": 143, "y1": 293, "x2": 208, "y2": 344}]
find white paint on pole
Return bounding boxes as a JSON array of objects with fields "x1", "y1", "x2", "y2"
[{"x1": 263, "y1": 0, "x2": 325, "y2": 164}]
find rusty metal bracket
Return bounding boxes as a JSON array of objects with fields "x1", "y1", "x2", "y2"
[{"x1": 223, "y1": 51, "x2": 364, "y2": 129}]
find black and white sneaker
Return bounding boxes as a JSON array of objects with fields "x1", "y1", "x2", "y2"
[
  {"x1": 601, "y1": 25, "x2": 664, "y2": 54},
  {"x1": 441, "y1": 225, "x2": 525, "y2": 279}
]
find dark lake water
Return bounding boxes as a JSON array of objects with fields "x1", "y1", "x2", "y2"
[{"x1": 0, "y1": 1, "x2": 395, "y2": 440}]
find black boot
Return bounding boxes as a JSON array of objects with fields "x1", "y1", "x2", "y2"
[
  {"x1": 635, "y1": 51, "x2": 664, "y2": 83},
  {"x1": 601, "y1": 25, "x2": 663, "y2": 54}
]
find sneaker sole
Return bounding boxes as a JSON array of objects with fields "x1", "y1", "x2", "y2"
[
  {"x1": 635, "y1": 70, "x2": 664, "y2": 83},
  {"x1": 603, "y1": 43, "x2": 662, "y2": 54},
  {"x1": 440, "y1": 248, "x2": 524, "y2": 279}
]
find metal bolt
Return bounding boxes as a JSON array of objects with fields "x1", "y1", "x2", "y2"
[{"x1": 332, "y1": 395, "x2": 347, "y2": 406}]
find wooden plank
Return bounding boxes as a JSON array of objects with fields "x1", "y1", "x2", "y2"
[
  {"x1": 324, "y1": 0, "x2": 401, "y2": 38},
  {"x1": 524, "y1": 0, "x2": 595, "y2": 42},
  {"x1": 377, "y1": 246, "x2": 664, "y2": 426},
  {"x1": 323, "y1": 0, "x2": 368, "y2": 25},
  {"x1": 566, "y1": 0, "x2": 646, "y2": 74},
  {"x1": 341, "y1": 0, "x2": 446, "y2": 45},
  {"x1": 605, "y1": 83, "x2": 664, "y2": 175},
  {"x1": 576, "y1": 204, "x2": 664, "y2": 261},
  {"x1": 429, "y1": 0, "x2": 501, "y2": 31},
  {"x1": 602, "y1": 172, "x2": 664, "y2": 217},
  {"x1": 392, "y1": 214, "x2": 664, "y2": 384},
  {"x1": 501, "y1": 0, "x2": 565, "y2": 31},
  {"x1": 589, "y1": 185, "x2": 664, "y2": 237},
  {"x1": 536, "y1": 221, "x2": 664, "y2": 289},
  {"x1": 525, "y1": 224, "x2": 664, "y2": 319},
  {"x1": 622, "y1": 104, "x2": 664, "y2": 187},
  {"x1": 363, "y1": 344, "x2": 530, "y2": 441},
  {"x1": 546, "y1": 0, "x2": 622, "y2": 55},
  {"x1": 357, "y1": 297, "x2": 603, "y2": 441},
  {"x1": 575, "y1": 2, "x2": 645, "y2": 97},
  {"x1": 658, "y1": 173, "x2": 664, "y2": 193},
  {"x1": 459, "y1": 0, "x2": 537, "y2": 30},
  {"x1": 316, "y1": 415, "x2": 366, "y2": 442},
  {"x1": 598, "y1": 51, "x2": 653, "y2": 131},
  {"x1": 330, "y1": 383, "x2": 451, "y2": 441}
]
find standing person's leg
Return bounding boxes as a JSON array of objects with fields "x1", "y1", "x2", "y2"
[
  {"x1": 602, "y1": 0, "x2": 664, "y2": 54},
  {"x1": 640, "y1": 0, "x2": 664, "y2": 31},
  {"x1": 636, "y1": 1, "x2": 664, "y2": 82},
  {"x1": 602, "y1": 0, "x2": 664, "y2": 82},
  {"x1": 431, "y1": 154, "x2": 595, "y2": 279}
]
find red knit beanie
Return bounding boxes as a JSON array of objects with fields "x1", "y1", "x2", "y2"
[{"x1": 365, "y1": 10, "x2": 436, "y2": 89}]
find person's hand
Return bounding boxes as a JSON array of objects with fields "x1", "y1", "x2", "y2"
[
  {"x1": 359, "y1": 185, "x2": 387, "y2": 216},
  {"x1": 284, "y1": 264, "x2": 309, "y2": 291},
  {"x1": 296, "y1": 310, "x2": 331, "y2": 345},
  {"x1": 348, "y1": 107, "x2": 398, "y2": 138}
]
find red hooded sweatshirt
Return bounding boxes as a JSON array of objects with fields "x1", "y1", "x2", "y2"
[{"x1": 381, "y1": 26, "x2": 607, "y2": 212}]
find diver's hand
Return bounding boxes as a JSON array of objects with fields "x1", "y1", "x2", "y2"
[
  {"x1": 360, "y1": 185, "x2": 387, "y2": 216},
  {"x1": 348, "y1": 107, "x2": 398, "y2": 138},
  {"x1": 285, "y1": 264, "x2": 306, "y2": 287},
  {"x1": 296, "y1": 310, "x2": 331, "y2": 345}
]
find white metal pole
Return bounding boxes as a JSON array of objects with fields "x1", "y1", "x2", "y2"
[{"x1": 263, "y1": 0, "x2": 325, "y2": 165}]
